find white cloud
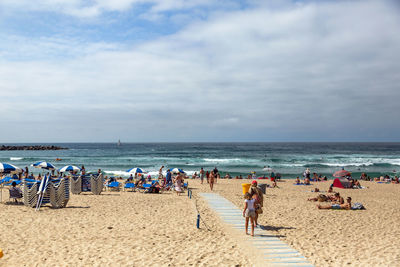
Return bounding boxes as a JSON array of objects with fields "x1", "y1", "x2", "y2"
[
  {"x1": 0, "y1": 0, "x2": 234, "y2": 18},
  {"x1": 0, "y1": 0, "x2": 400, "y2": 141}
]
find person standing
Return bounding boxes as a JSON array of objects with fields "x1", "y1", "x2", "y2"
[
  {"x1": 166, "y1": 169, "x2": 172, "y2": 185},
  {"x1": 200, "y1": 167, "x2": 205, "y2": 184},
  {"x1": 213, "y1": 167, "x2": 219, "y2": 184},
  {"x1": 174, "y1": 173, "x2": 183, "y2": 196},
  {"x1": 81, "y1": 165, "x2": 86, "y2": 175},
  {"x1": 304, "y1": 168, "x2": 311, "y2": 179},
  {"x1": 206, "y1": 171, "x2": 210, "y2": 183},
  {"x1": 159, "y1": 165, "x2": 164, "y2": 179},
  {"x1": 270, "y1": 170, "x2": 275, "y2": 181},
  {"x1": 24, "y1": 166, "x2": 29, "y2": 178}
]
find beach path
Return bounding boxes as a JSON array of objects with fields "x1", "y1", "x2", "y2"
[{"x1": 200, "y1": 193, "x2": 314, "y2": 267}]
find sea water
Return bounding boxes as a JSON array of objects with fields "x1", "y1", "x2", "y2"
[{"x1": 0, "y1": 142, "x2": 399, "y2": 178}]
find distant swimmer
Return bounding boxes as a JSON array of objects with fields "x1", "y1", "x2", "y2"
[{"x1": 56, "y1": 158, "x2": 62, "y2": 161}]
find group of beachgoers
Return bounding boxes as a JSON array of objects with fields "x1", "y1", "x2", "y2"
[
  {"x1": 360, "y1": 173, "x2": 400, "y2": 183},
  {"x1": 242, "y1": 180, "x2": 264, "y2": 236},
  {"x1": 307, "y1": 191, "x2": 353, "y2": 210},
  {"x1": 119, "y1": 166, "x2": 187, "y2": 195}
]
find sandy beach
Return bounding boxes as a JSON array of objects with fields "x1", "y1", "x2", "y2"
[{"x1": 1, "y1": 179, "x2": 399, "y2": 266}]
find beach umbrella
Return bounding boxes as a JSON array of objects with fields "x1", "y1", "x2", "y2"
[
  {"x1": 169, "y1": 168, "x2": 184, "y2": 174},
  {"x1": 36, "y1": 174, "x2": 50, "y2": 211},
  {"x1": 31, "y1": 161, "x2": 56, "y2": 170},
  {"x1": 333, "y1": 169, "x2": 351, "y2": 178},
  {"x1": 0, "y1": 163, "x2": 22, "y2": 174},
  {"x1": 59, "y1": 165, "x2": 80, "y2": 173},
  {"x1": 263, "y1": 167, "x2": 275, "y2": 172},
  {"x1": 126, "y1": 167, "x2": 145, "y2": 174}
]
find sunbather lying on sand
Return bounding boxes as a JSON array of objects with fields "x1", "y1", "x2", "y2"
[
  {"x1": 317, "y1": 197, "x2": 352, "y2": 210},
  {"x1": 308, "y1": 194, "x2": 328, "y2": 202},
  {"x1": 308, "y1": 192, "x2": 343, "y2": 203}
]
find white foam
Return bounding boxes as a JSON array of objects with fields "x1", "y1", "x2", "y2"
[
  {"x1": 104, "y1": 170, "x2": 130, "y2": 177},
  {"x1": 203, "y1": 158, "x2": 241, "y2": 163},
  {"x1": 10, "y1": 157, "x2": 23, "y2": 161},
  {"x1": 322, "y1": 162, "x2": 374, "y2": 167}
]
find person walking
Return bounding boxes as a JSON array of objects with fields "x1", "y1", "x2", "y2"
[
  {"x1": 249, "y1": 180, "x2": 264, "y2": 226},
  {"x1": 243, "y1": 192, "x2": 256, "y2": 236},
  {"x1": 200, "y1": 167, "x2": 205, "y2": 184},
  {"x1": 209, "y1": 172, "x2": 215, "y2": 191}
]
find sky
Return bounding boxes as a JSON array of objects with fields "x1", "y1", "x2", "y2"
[{"x1": 0, "y1": 0, "x2": 399, "y2": 142}]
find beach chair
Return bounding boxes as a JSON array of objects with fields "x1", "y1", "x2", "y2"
[
  {"x1": 5, "y1": 180, "x2": 21, "y2": 186},
  {"x1": 22, "y1": 177, "x2": 70, "y2": 209},
  {"x1": 70, "y1": 174, "x2": 104, "y2": 195},
  {"x1": 0, "y1": 177, "x2": 11, "y2": 185},
  {"x1": 9, "y1": 186, "x2": 23, "y2": 203},
  {"x1": 124, "y1": 183, "x2": 135, "y2": 192},
  {"x1": 106, "y1": 181, "x2": 120, "y2": 191},
  {"x1": 137, "y1": 183, "x2": 152, "y2": 193}
]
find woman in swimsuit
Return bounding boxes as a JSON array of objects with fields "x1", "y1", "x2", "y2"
[{"x1": 209, "y1": 172, "x2": 215, "y2": 191}]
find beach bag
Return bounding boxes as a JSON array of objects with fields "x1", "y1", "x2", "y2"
[
  {"x1": 256, "y1": 205, "x2": 263, "y2": 214},
  {"x1": 352, "y1": 203, "x2": 365, "y2": 210}
]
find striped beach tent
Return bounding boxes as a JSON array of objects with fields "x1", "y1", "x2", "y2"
[
  {"x1": 126, "y1": 167, "x2": 145, "y2": 174},
  {"x1": 0, "y1": 163, "x2": 22, "y2": 174},
  {"x1": 59, "y1": 165, "x2": 80, "y2": 173},
  {"x1": 31, "y1": 161, "x2": 56, "y2": 170}
]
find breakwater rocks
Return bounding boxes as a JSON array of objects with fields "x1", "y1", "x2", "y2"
[{"x1": 0, "y1": 145, "x2": 67, "y2": 151}]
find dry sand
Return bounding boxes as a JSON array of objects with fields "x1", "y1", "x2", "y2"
[
  {"x1": 200, "y1": 179, "x2": 400, "y2": 267},
  {"x1": 1, "y1": 179, "x2": 399, "y2": 266}
]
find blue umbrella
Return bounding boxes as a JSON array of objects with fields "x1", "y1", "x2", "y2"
[
  {"x1": 59, "y1": 165, "x2": 80, "y2": 173},
  {"x1": 0, "y1": 163, "x2": 22, "y2": 174},
  {"x1": 31, "y1": 161, "x2": 56, "y2": 170},
  {"x1": 169, "y1": 168, "x2": 184, "y2": 174},
  {"x1": 126, "y1": 167, "x2": 145, "y2": 174}
]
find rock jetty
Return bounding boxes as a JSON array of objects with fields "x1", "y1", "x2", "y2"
[{"x1": 0, "y1": 145, "x2": 67, "y2": 151}]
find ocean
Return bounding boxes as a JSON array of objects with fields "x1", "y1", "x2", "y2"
[{"x1": 1, "y1": 142, "x2": 399, "y2": 178}]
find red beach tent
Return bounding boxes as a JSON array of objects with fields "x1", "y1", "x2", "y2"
[{"x1": 332, "y1": 178, "x2": 352, "y2": 189}]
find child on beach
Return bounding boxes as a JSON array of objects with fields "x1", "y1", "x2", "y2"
[{"x1": 243, "y1": 192, "x2": 256, "y2": 236}]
